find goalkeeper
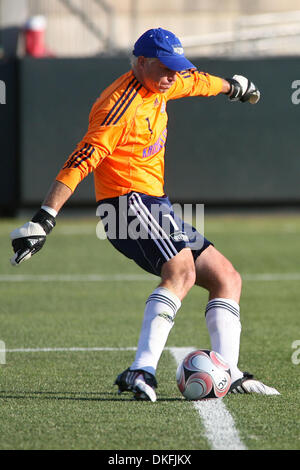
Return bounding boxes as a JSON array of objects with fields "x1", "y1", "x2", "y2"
[{"x1": 10, "y1": 28, "x2": 279, "y2": 401}]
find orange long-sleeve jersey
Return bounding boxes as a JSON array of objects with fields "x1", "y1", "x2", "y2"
[{"x1": 56, "y1": 69, "x2": 223, "y2": 201}]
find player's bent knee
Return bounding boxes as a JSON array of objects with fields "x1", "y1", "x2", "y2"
[
  {"x1": 195, "y1": 250, "x2": 242, "y2": 299},
  {"x1": 229, "y1": 267, "x2": 242, "y2": 292},
  {"x1": 160, "y1": 252, "x2": 196, "y2": 299},
  {"x1": 182, "y1": 267, "x2": 197, "y2": 290},
  {"x1": 162, "y1": 264, "x2": 196, "y2": 289},
  {"x1": 219, "y1": 267, "x2": 242, "y2": 301},
  {"x1": 217, "y1": 261, "x2": 242, "y2": 290}
]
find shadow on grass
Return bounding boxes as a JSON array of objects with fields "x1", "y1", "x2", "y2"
[{"x1": 0, "y1": 390, "x2": 183, "y2": 402}]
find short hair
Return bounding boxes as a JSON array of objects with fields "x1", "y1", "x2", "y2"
[
  {"x1": 130, "y1": 55, "x2": 158, "y2": 70},
  {"x1": 130, "y1": 54, "x2": 138, "y2": 69}
]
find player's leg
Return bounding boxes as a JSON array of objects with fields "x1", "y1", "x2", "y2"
[
  {"x1": 159, "y1": 247, "x2": 196, "y2": 300},
  {"x1": 130, "y1": 247, "x2": 195, "y2": 373},
  {"x1": 115, "y1": 252, "x2": 196, "y2": 401},
  {"x1": 114, "y1": 194, "x2": 196, "y2": 400},
  {"x1": 195, "y1": 245, "x2": 242, "y2": 302},
  {"x1": 195, "y1": 245, "x2": 280, "y2": 395},
  {"x1": 194, "y1": 245, "x2": 243, "y2": 383}
]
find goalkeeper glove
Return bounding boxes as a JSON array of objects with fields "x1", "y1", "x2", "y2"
[
  {"x1": 10, "y1": 208, "x2": 56, "y2": 266},
  {"x1": 226, "y1": 74, "x2": 260, "y2": 104}
]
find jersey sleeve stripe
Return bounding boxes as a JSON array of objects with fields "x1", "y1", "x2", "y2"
[
  {"x1": 101, "y1": 77, "x2": 138, "y2": 126},
  {"x1": 105, "y1": 80, "x2": 140, "y2": 126},
  {"x1": 73, "y1": 146, "x2": 95, "y2": 168},
  {"x1": 63, "y1": 143, "x2": 95, "y2": 169},
  {"x1": 63, "y1": 143, "x2": 90, "y2": 169},
  {"x1": 111, "y1": 84, "x2": 142, "y2": 125}
]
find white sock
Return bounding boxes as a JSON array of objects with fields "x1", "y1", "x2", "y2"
[
  {"x1": 205, "y1": 298, "x2": 243, "y2": 382},
  {"x1": 130, "y1": 287, "x2": 181, "y2": 376}
]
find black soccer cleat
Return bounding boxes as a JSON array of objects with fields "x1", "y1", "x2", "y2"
[
  {"x1": 114, "y1": 368, "x2": 158, "y2": 402},
  {"x1": 229, "y1": 371, "x2": 280, "y2": 395}
]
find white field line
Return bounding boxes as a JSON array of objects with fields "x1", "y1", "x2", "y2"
[
  {"x1": 3, "y1": 347, "x2": 137, "y2": 353},
  {"x1": 169, "y1": 347, "x2": 247, "y2": 451},
  {"x1": 49, "y1": 226, "x2": 300, "y2": 236},
  {"x1": 1, "y1": 273, "x2": 300, "y2": 282},
  {"x1": 243, "y1": 273, "x2": 300, "y2": 281},
  {"x1": 1, "y1": 345, "x2": 246, "y2": 450},
  {"x1": 0, "y1": 274, "x2": 156, "y2": 282}
]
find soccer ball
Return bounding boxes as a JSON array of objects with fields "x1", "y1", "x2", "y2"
[{"x1": 176, "y1": 349, "x2": 231, "y2": 400}]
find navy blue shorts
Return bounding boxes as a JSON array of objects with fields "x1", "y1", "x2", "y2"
[{"x1": 97, "y1": 192, "x2": 212, "y2": 276}]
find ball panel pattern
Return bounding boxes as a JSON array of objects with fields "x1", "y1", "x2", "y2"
[{"x1": 176, "y1": 349, "x2": 231, "y2": 400}]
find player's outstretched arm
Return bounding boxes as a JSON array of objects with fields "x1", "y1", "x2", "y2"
[
  {"x1": 224, "y1": 75, "x2": 260, "y2": 104},
  {"x1": 10, "y1": 181, "x2": 72, "y2": 266}
]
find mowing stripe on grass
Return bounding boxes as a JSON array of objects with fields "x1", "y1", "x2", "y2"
[
  {"x1": 2, "y1": 273, "x2": 300, "y2": 282},
  {"x1": 169, "y1": 347, "x2": 247, "y2": 451},
  {"x1": 1, "y1": 345, "x2": 246, "y2": 450}
]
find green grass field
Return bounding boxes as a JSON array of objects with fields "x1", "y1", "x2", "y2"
[{"x1": 0, "y1": 213, "x2": 299, "y2": 450}]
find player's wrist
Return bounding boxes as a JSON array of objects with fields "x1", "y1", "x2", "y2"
[
  {"x1": 32, "y1": 207, "x2": 56, "y2": 235},
  {"x1": 41, "y1": 205, "x2": 58, "y2": 218},
  {"x1": 225, "y1": 78, "x2": 242, "y2": 99}
]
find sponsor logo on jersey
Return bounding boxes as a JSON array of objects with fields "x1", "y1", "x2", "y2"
[{"x1": 142, "y1": 128, "x2": 167, "y2": 158}]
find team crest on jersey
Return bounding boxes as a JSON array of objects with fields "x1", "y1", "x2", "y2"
[{"x1": 153, "y1": 98, "x2": 160, "y2": 108}]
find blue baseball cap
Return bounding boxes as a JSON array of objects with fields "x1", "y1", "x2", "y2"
[{"x1": 133, "y1": 28, "x2": 195, "y2": 72}]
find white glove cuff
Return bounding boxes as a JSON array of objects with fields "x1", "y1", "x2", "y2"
[{"x1": 41, "y1": 205, "x2": 58, "y2": 218}]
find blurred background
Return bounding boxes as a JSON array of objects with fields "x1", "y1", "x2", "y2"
[{"x1": 1, "y1": 0, "x2": 300, "y2": 216}]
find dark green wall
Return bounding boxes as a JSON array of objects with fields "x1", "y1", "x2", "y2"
[
  {"x1": 165, "y1": 57, "x2": 300, "y2": 204},
  {"x1": 0, "y1": 58, "x2": 18, "y2": 215},
  {"x1": 6, "y1": 56, "x2": 300, "y2": 210},
  {"x1": 19, "y1": 57, "x2": 130, "y2": 206}
]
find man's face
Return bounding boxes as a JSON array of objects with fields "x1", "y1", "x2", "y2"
[{"x1": 137, "y1": 57, "x2": 178, "y2": 93}]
